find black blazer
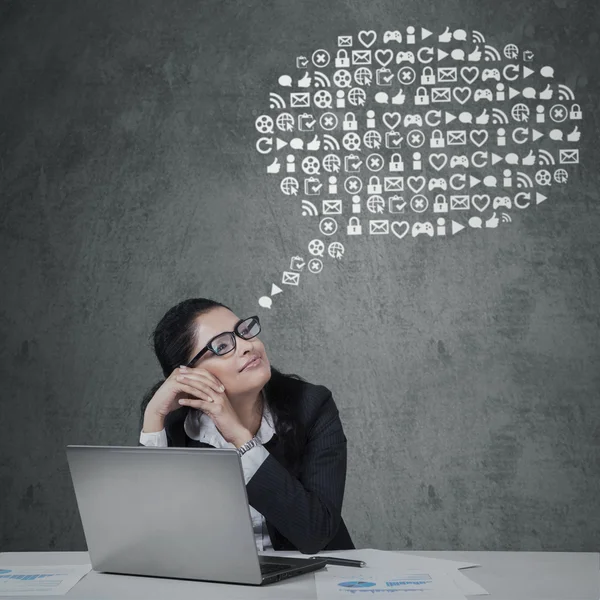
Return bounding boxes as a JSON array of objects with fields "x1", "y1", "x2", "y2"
[{"x1": 157, "y1": 374, "x2": 354, "y2": 555}]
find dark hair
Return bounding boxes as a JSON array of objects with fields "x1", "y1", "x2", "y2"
[{"x1": 140, "y1": 298, "x2": 306, "y2": 464}]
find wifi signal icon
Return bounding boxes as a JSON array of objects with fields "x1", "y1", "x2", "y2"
[
  {"x1": 501, "y1": 213, "x2": 512, "y2": 223},
  {"x1": 557, "y1": 84, "x2": 575, "y2": 101},
  {"x1": 516, "y1": 171, "x2": 534, "y2": 188},
  {"x1": 472, "y1": 30, "x2": 486, "y2": 45},
  {"x1": 301, "y1": 200, "x2": 319, "y2": 216},
  {"x1": 314, "y1": 71, "x2": 331, "y2": 88},
  {"x1": 484, "y1": 44, "x2": 502, "y2": 61},
  {"x1": 538, "y1": 149, "x2": 556, "y2": 165},
  {"x1": 492, "y1": 108, "x2": 509, "y2": 125},
  {"x1": 269, "y1": 93, "x2": 286, "y2": 110},
  {"x1": 323, "y1": 134, "x2": 340, "y2": 151}
]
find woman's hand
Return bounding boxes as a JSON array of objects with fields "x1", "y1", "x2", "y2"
[{"x1": 172, "y1": 367, "x2": 253, "y2": 447}]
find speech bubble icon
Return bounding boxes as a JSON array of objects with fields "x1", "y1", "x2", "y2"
[
  {"x1": 469, "y1": 216, "x2": 482, "y2": 228},
  {"x1": 451, "y1": 48, "x2": 465, "y2": 61},
  {"x1": 458, "y1": 111, "x2": 473, "y2": 124},
  {"x1": 522, "y1": 87, "x2": 536, "y2": 99},
  {"x1": 258, "y1": 296, "x2": 272, "y2": 309},
  {"x1": 453, "y1": 28, "x2": 467, "y2": 41},
  {"x1": 290, "y1": 138, "x2": 304, "y2": 150},
  {"x1": 278, "y1": 74, "x2": 292, "y2": 87},
  {"x1": 549, "y1": 129, "x2": 563, "y2": 141},
  {"x1": 505, "y1": 153, "x2": 519, "y2": 165},
  {"x1": 483, "y1": 175, "x2": 497, "y2": 187},
  {"x1": 375, "y1": 91, "x2": 389, "y2": 103},
  {"x1": 540, "y1": 66, "x2": 554, "y2": 78}
]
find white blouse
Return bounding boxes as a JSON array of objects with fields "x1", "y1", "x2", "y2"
[{"x1": 139, "y1": 400, "x2": 275, "y2": 551}]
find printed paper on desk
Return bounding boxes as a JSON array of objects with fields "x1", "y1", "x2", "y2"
[
  {"x1": 0, "y1": 564, "x2": 92, "y2": 596},
  {"x1": 315, "y1": 566, "x2": 466, "y2": 600}
]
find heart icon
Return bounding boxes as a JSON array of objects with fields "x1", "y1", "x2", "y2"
[
  {"x1": 375, "y1": 49, "x2": 394, "y2": 67},
  {"x1": 407, "y1": 176, "x2": 426, "y2": 193},
  {"x1": 453, "y1": 87, "x2": 472, "y2": 105},
  {"x1": 429, "y1": 153, "x2": 448, "y2": 171},
  {"x1": 471, "y1": 194, "x2": 491, "y2": 212},
  {"x1": 470, "y1": 130, "x2": 489, "y2": 147},
  {"x1": 460, "y1": 66, "x2": 480, "y2": 85},
  {"x1": 391, "y1": 221, "x2": 410, "y2": 239},
  {"x1": 382, "y1": 112, "x2": 402, "y2": 130},
  {"x1": 358, "y1": 30, "x2": 377, "y2": 48}
]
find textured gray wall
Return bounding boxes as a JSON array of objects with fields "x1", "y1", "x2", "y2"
[{"x1": 1, "y1": 0, "x2": 599, "y2": 553}]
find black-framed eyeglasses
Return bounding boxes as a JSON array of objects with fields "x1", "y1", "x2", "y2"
[{"x1": 186, "y1": 316, "x2": 261, "y2": 368}]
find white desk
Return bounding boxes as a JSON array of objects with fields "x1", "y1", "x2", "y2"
[{"x1": 0, "y1": 550, "x2": 598, "y2": 599}]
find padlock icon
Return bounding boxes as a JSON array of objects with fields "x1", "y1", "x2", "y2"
[
  {"x1": 421, "y1": 66, "x2": 436, "y2": 86},
  {"x1": 347, "y1": 216, "x2": 362, "y2": 235},
  {"x1": 367, "y1": 176, "x2": 382, "y2": 195},
  {"x1": 430, "y1": 129, "x2": 445, "y2": 148},
  {"x1": 414, "y1": 86, "x2": 430, "y2": 106},
  {"x1": 433, "y1": 194, "x2": 448, "y2": 213},
  {"x1": 335, "y1": 49, "x2": 350, "y2": 69},
  {"x1": 343, "y1": 112, "x2": 358, "y2": 131},
  {"x1": 570, "y1": 103, "x2": 582, "y2": 120},
  {"x1": 389, "y1": 153, "x2": 404, "y2": 172}
]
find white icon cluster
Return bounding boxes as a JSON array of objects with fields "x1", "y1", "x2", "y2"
[{"x1": 254, "y1": 27, "x2": 582, "y2": 308}]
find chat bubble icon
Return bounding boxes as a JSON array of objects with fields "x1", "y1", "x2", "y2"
[
  {"x1": 505, "y1": 153, "x2": 519, "y2": 165},
  {"x1": 375, "y1": 91, "x2": 389, "y2": 103},
  {"x1": 483, "y1": 175, "x2": 497, "y2": 187},
  {"x1": 458, "y1": 111, "x2": 473, "y2": 124},
  {"x1": 469, "y1": 216, "x2": 482, "y2": 228},
  {"x1": 453, "y1": 28, "x2": 467, "y2": 41},
  {"x1": 451, "y1": 48, "x2": 465, "y2": 61},
  {"x1": 522, "y1": 87, "x2": 536, "y2": 99},
  {"x1": 258, "y1": 296, "x2": 272, "y2": 309},
  {"x1": 278, "y1": 74, "x2": 292, "y2": 87},
  {"x1": 290, "y1": 138, "x2": 304, "y2": 150},
  {"x1": 540, "y1": 66, "x2": 554, "y2": 78},
  {"x1": 549, "y1": 129, "x2": 564, "y2": 141}
]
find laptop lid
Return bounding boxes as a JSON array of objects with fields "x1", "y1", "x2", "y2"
[{"x1": 66, "y1": 445, "x2": 274, "y2": 585}]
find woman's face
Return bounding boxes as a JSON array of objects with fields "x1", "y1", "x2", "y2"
[{"x1": 186, "y1": 307, "x2": 271, "y2": 397}]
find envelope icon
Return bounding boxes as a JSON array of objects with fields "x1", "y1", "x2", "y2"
[
  {"x1": 352, "y1": 50, "x2": 372, "y2": 65},
  {"x1": 559, "y1": 149, "x2": 579, "y2": 164},
  {"x1": 369, "y1": 219, "x2": 389, "y2": 234},
  {"x1": 322, "y1": 199, "x2": 342, "y2": 214},
  {"x1": 384, "y1": 177, "x2": 404, "y2": 192},
  {"x1": 450, "y1": 195, "x2": 470, "y2": 210},
  {"x1": 338, "y1": 35, "x2": 352, "y2": 47},
  {"x1": 431, "y1": 87, "x2": 451, "y2": 102},
  {"x1": 282, "y1": 271, "x2": 300, "y2": 286},
  {"x1": 447, "y1": 130, "x2": 467, "y2": 145},
  {"x1": 437, "y1": 67, "x2": 457, "y2": 82},
  {"x1": 290, "y1": 92, "x2": 310, "y2": 107}
]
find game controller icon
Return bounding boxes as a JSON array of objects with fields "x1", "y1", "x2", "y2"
[
  {"x1": 412, "y1": 222, "x2": 435, "y2": 237},
  {"x1": 450, "y1": 155, "x2": 469, "y2": 168},
  {"x1": 404, "y1": 114, "x2": 422, "y2": 127},
  {"x1": 481, "y1": 68, "x2": 501, "y2": 82},
  {"x1": 428, "y1": 178, "x2": 447, "y2": 191},
  {"x1": 396, "y1": 51, "x2": 415, "y2": 64},
  {"x1": 383, "y1": 30, "x2": 402, "y2": 43},
  {"x1": 493, "y1": 196, "x2": 512, "y2": 209},
  {"x1": 474, "y1": 89, "x2": 494, "y2": 101}
]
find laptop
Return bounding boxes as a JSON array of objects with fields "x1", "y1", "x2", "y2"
[{"x1": 66, "y1": 445, "x2": 327, "y2": 585}]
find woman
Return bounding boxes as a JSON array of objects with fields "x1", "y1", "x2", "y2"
[{"x1": 139, "y1": 298, "x2": 354, "y2": 555}]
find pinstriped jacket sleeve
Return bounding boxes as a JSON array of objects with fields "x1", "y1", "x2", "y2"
[{"x1": 244, "y1": 385, "x2": 347, "y2": 554}]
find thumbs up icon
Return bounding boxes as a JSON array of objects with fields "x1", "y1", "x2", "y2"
[
  {"x1": 298, "y1": 72, "x2": 311, "y2": 88},
  {"x1": 567, "y1": 126, "x2": 581, "y2": 142},
  {"x1": 468, "y1": 46, "x2": 482, "y2": 62},
  {"x1": 539, "y1": 84, "x2": 554, "y2": 100},
  {"x1": 485, "y1": 212, "x2": 499, "y2": 229},
  {"x1": 267, "y1": 158, "x2": 281, "y2": 174},
  {"x1": 306, "y1": 135, "x2": 321, "y2": 151},
  {"x1": 475, "y1": 109, "x2": 490, "y2": 125},
  {"x1": 391, "y1": 89, "x2": 406, "y2": 105},
  {"x1": 438, "y1": 27, "x2": 452, "y2": 43}
]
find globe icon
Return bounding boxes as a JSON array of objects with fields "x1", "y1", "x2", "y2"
[{"x1": 504, "y1": 43, "x2": 519, "y2": 59}]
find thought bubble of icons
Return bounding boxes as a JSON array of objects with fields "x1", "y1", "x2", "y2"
[{"x1": 254, "y1": 27, "x2": 583, "y2": 309}]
